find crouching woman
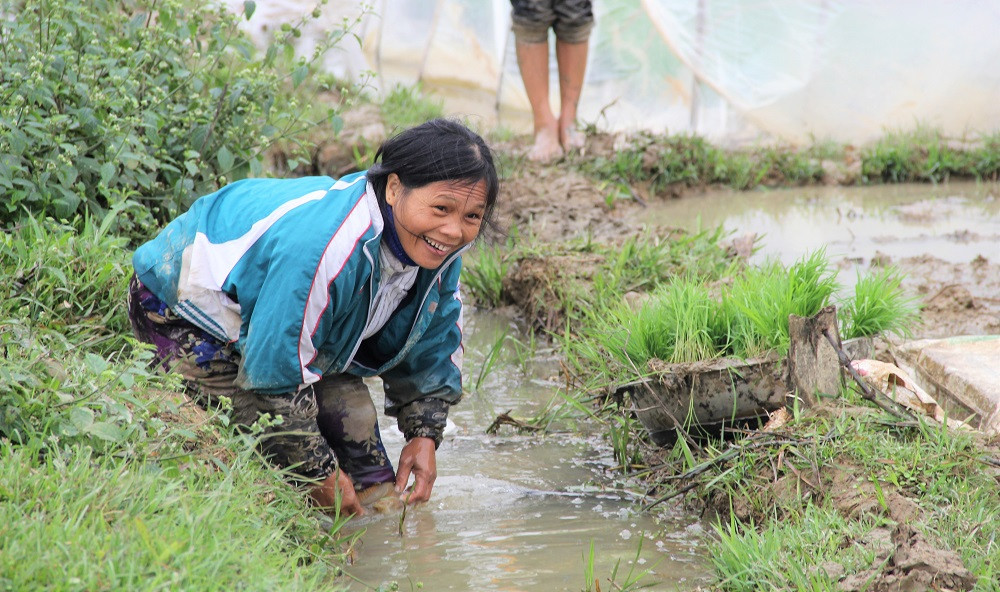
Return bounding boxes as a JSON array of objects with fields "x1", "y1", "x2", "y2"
[{"x1": 128, "y1": 118, "x2": 499, "y2": 516}]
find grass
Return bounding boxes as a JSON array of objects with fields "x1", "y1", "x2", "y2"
[
  {"x1": 577, "y1": 126, "x2": 1000, "y2": 195},
  {"x1": 0, "y1": 437, "x2": 350, "y2": 591},
  {"x1": 1, "y1": 213, "x2": 134, "y2": 356},
  {"x1": 0, "y1": 217, "x2": 356, "y2": 591},
  {"x1": 461, "y1": 237, "x2": 512, "y2": 308},
  {"x1": 379, "y1": 83, "x2": 445, "y2": 132},
  {"x1": 694, "y1": 401, "x2": 1000, "y2": 591}
]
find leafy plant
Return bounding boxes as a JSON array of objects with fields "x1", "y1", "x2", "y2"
[
  {"x1": 0, "y1": 211, "x2": 132, "y2": 354},
  {"x1": 0, "y1": 0, "x2": 361, "y2": 229}
]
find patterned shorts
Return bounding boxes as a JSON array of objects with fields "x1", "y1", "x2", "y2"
[
  {"x1": 127, "y1": 275, "x2": 393, "y2": 487},
  {"x1": 511, "y1": 0, "x2": 594, "y2": 44}
]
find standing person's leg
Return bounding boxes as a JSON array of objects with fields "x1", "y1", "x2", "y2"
[
  {"x1": 512, "y1": 0, "x2": 563, "y2": 162},
  {"x1": 313, "y1": 374, "x2": 395, "y2": 492},
  {"x1": 555, "y1": 39, "x2": 589, "y2": 150},
  {"x1": 552, "y1": 0, "x2": 594, "y2": 151}
]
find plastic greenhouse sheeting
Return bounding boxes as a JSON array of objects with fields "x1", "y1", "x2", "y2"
[{"x1": 226, "y1": 0, "x2": 1000, "y2": 146}]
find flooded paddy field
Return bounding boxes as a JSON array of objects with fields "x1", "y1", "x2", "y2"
[{"x1": 345, "y1": 311, "x2": 709, "y2": 591}]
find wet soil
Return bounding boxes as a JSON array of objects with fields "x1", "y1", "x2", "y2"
[{"x1": 491, "y1": 133, "x2": 1000, "y2": 341}]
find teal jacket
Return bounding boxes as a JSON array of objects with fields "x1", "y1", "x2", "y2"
[{"x1": 132, "y1": 172, "x2": 466, "y2": 416}]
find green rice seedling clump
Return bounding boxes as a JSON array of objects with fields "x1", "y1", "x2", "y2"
[
  {"x1": 839, "y1": 266, "x2": 920, "y2": 340},
  {"x1": 726, "y1": 249, "x2": 839, "y2": 357},
  {"x1": 611, "y1": 278, "x2": 725, "y2": 366}
]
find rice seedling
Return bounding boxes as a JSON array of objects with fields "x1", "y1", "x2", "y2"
[
  {"x1": 617, "y1": 278, "x2": 723, "y2": 366},
  {"x1": 470, "y1": 328, "x2": 509, "y2": 391},
  {"x1": 461, "y1": 240, "x2": 510, "y2": 308},
  {"x1": 726, "y1": 249, "x2": 839, "y2": 356},
  {"x1": 839, "y1": 265, "x2": 920, "y2": 340},
  {"x1": 580, "y1": 538, "x2": 659, "y2": 592},
  {"x1": 606, "y1": 400, "x2": 645, "y2": 472}
]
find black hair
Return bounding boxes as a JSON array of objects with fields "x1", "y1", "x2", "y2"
[{"x1": 366, "y1": 118, "x2": 500, "y2": 233}]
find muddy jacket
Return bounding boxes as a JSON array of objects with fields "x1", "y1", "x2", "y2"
[{"x1": 132, "y1": 172, "x2": 466, "y2": 420}]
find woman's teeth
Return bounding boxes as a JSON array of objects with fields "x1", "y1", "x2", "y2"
[{"x1": 423, "y1": 236, "x2": 447, "y2": 251}]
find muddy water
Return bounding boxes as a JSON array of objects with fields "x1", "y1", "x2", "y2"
[
  {"x1": 344, "y1": 312, "x2": 709, "y2": 591},
  {"x1": 635, "y1": 181, "x2": 1000, "y2": 278}
]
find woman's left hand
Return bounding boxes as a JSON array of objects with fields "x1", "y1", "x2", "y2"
[{"x1": 395, "y1": 436, "x2": 437, "y2": 504}]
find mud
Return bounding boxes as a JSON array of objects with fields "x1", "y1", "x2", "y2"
[{"x1": 491, "y1": 136, "x2": 1000, "y2": 342}]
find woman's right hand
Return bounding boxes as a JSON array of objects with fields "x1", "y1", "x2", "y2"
[{"x1": 310, "y1": 470, "x2": 365, "y2": 517}]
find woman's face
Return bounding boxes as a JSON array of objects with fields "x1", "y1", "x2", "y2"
[{"x1": 386, "y1": 173, "x2": 487, "y2": 269}]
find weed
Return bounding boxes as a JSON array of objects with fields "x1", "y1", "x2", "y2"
[
  {"x1": 0, "y1": 0, "x2": 365, "y2": 228},
  {"x1": 379, "y1": 83, "x2": 444, "y2": 132},
  {"x1": 0, "y1": 212, "x2": 132, "y2": 355}
]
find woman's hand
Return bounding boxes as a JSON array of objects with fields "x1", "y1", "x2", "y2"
[
  {"x1": 395, "y1": 437, "x2": 437, "y2": 504},
  {"x1": 310, "y1": 469, "x2": 365, "y2": 517}
]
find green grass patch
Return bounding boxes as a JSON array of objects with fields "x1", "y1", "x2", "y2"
[
  {"x1": 1, "y1": 213, "x2": 133, "y2": 355},
  {"x1": 1, "y1": 216, "x2": 355, "y2": 590},
  {"x1": 577, "y1": 126, "x2": 1000, "y2": 196},
  {"x1": 379, "y1": 83, "x2": 445, "y2": 132},
  {"x1": 0, "y1": 432, "x2": 350, "y2": 591},
  {"x1": 694, "y1": 405, "x2": 1000, "y2": 591}
]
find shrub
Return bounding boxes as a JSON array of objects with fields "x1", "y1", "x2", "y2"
[{"x1": 0, "y1": 0, "x2": 356, "y2": 230}]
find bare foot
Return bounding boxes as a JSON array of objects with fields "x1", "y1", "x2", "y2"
[
  {"x1": 527, "y1": 127, "x2": 564, "y2": 163},
  {"x1": 561, "y1": 124, "x2": 585, "y2": 152}
]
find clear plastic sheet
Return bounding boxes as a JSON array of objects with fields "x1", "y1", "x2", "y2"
[{"x1": 226, "y1": 0, "x2": 1000, "y2": 145}]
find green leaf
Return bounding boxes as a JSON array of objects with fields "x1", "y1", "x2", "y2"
[
  {"x1": 291, "y1": 65, "x2": 308, "y2": 89},
  {"x1": 70, "y1": 406, "x2": 95, "y2": 431},
  {"x1": 83, "y1": 352, "x2": 108, "y2": 374},
  {"x1": 217, "y1": 145, "x2": 234, "y2": 172},
  {"x1": 330, "y1": 113, "x2": 344, "y2": 135},
  {"x1": 243, "y1": 1, "x2": 256, "y2": 19},
  {"x1": 87, "y1": 421, "x2": 124, "y2": 442}
]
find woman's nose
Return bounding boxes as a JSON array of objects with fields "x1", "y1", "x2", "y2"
[{"x1": 441, "y1": 215, "x2": 463, "y2": 240}]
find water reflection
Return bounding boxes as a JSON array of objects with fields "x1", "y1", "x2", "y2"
[
  {"x1": 633, "y1": 182, "x2": 1000, "y2": 272},
  {"x1": 344, "y1": 312, "x2": 709, "y2": 591}
]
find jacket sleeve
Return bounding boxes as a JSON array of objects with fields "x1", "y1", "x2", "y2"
[{"x1": 380, "y1": 261, "x2": 465, "y2": 446}]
